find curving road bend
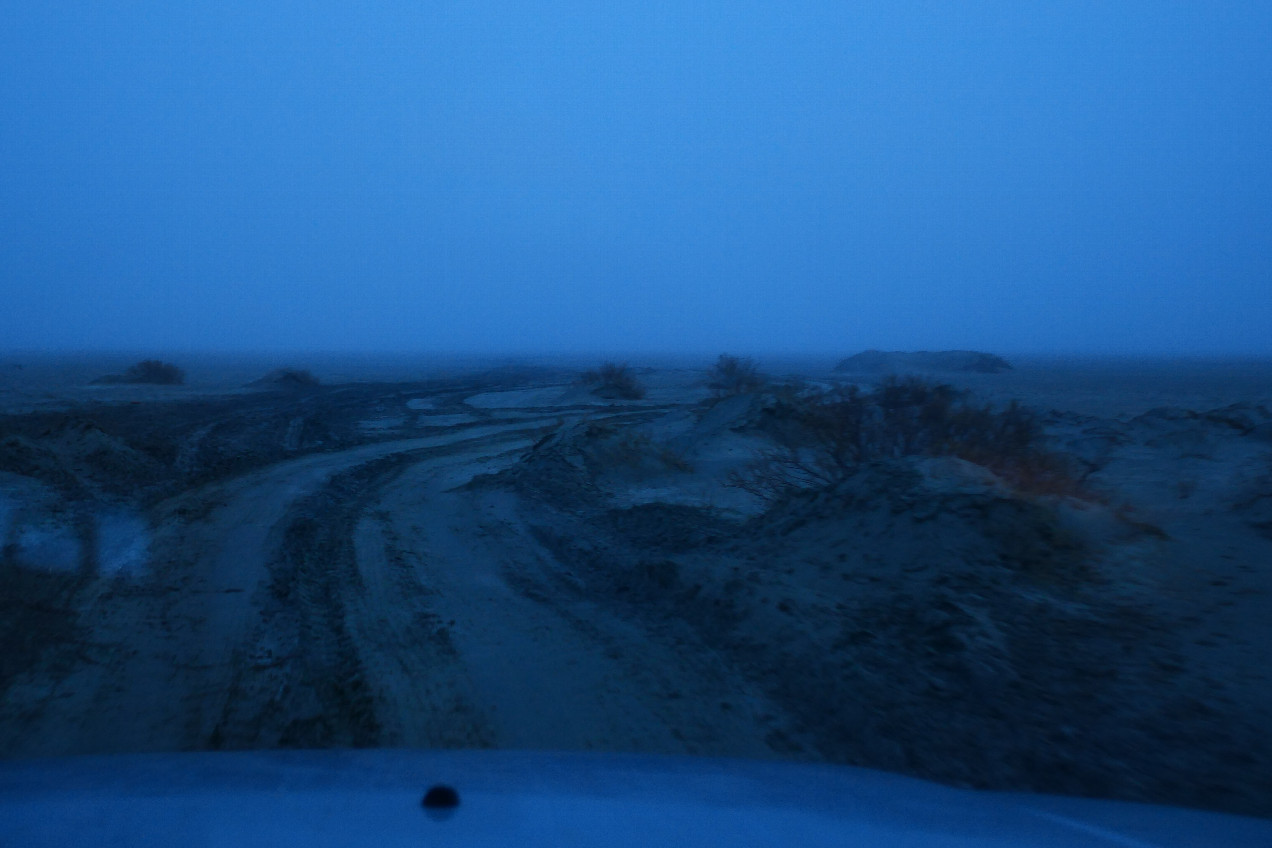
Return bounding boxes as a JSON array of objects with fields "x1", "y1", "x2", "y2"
[
  {"x1": 0, "y1": 408, "x2": 795, "y2": 760},
  {"x1": 0, "y1": 421, "x2": 552, "y2": 755}
]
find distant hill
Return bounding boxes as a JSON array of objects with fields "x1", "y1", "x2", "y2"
[{"x1": 834, "y1": 350, "x2": 1013, "y2": 375}]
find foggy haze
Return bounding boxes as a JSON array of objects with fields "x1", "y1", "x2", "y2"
[{"x1": 2, "y1": 2, "x2": 1270, "y2": 356}]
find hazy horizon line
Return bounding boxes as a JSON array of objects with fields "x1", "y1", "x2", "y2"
[{"x1": 4, "y1": 347, "x2": 1272, "y2": 365}]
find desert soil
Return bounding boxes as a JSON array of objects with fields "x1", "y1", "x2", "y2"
[{"x1": 1, "y1": 359, "x2": 1270, "y2": 819}]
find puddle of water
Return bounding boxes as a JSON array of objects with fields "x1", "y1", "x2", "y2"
[
  {"x1": 13, "y1": 523, "x2": 81, "y2": 572},
  {"x1": 1, "y1": 492, "x2": 150, "y2": 577},
  {"x1": 0, "y1": 491, "x2": 79, "y2": 572},
  {"x1": 96, "y1": 512, "x2": 150, "y2": 577}
]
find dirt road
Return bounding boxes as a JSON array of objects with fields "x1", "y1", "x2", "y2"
[
  {"x1": 0, "y1": 420, "x2": 549, "y2": 753},
  {"x1": 3, "y1": 369, "x2": 1270, "y2": 818},
  {"x1": 0, "y1": 406, "x2": 794, "y2": 758},
  {"x1": 351, "y1": 454, "x2": 796, "y2": 755}
]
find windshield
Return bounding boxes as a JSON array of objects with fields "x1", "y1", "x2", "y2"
[{"x1": 1, "y1": 1, "x2": 1270, "y2": 824}]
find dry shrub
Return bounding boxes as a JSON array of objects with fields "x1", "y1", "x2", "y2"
[
  {"x1": 93, "y1": 360, "x2": 185, "y2": 385},
  {"x1": 581, "y1": 427, "x2": 691, "y2": 473},
  {"x1": 707, "y1": 354, "x2": 764, "y2": 396},
  {"x1": 730, "y1": 376, "x2": 1085, "y2": 502},
  {"x1": 579, "y1": 362, "x2": 646, "y2": 400},
  {"x1": 123, "y1": 359, "x2": 184, "y2": 384}
]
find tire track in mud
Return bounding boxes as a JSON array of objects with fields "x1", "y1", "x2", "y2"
[
  {"x1": 360, "y1": 458, "x2": 798, "y2": 757},
  {"x1": 347, "y1": 518, "x2": 493, "y2": 749},
  {"x1": 169, "y1": 423, "x2": 565, "y2": 751},
  {"x1": 0, "y1": 419, "x2": 560, "y2": 755},
  {"x1": 203, "y1": 432, "x2": 544, "y2": 749},
  {"x1": 0, "y1": 403, "x2": 698, "y2": 756}
]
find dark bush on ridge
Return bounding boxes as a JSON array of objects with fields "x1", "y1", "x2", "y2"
[
  {"x1": 92, "y1": 359, "x2": 185, "y2": 386},
  {"x1": 249, "y1": 368, "x2": 321, "y2": 389},
  {"x1": 707, "y1": 354, "x2": 764, "y2": 396},
  {"x1": 731, "y1": 376, "x2": 1076, "y2": 501},
  {"x1": 579, "y1": 362, "x2": 646, "y2": 400}
]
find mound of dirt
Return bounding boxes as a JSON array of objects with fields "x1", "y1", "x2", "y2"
[
  {"x1": 0, "y1": 419, "x2": 166, "y2": 499},
  {"x1": 502, "y1": 448, "x2": 1271, "y2": 813},
  {"x1": 469, "y1": 389, "x2": 1272, "y2": 816},
  {"x1": 835, "y1": 350, "x2": 1013, "y2": 374}
]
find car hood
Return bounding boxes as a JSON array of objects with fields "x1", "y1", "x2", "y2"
[{"x1": 1, "y1": 749, "x2": 1268, "y2": 847}]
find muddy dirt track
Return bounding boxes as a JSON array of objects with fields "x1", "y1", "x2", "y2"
[
  {"x1": 0, "y1": 413, "x2": 698, "y2": 755},
  {"x1": 0, "y1": 374, "x2": 798, "y2": 760},
  {"x1": 3, "y1": 366, "x2": 1272, "y2": 819}
]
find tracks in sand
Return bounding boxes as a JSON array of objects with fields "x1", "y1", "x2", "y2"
[{"x1": 0, "y1": 404, "x2": 789, "y2": 759}]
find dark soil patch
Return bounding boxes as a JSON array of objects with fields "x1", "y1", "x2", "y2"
[{"x1": 0, "y1": 565, "x2": 86, "y2": 698}]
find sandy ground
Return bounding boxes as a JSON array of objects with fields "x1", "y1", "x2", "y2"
[{"x1": 1, "y1": 356, "x2": 1270, "y2": 818}]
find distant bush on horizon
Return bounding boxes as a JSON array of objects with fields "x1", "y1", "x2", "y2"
[
  {"x1": 707, "y1": 354, "x2": 764, "y2": 396},
  {"x1": 578, "y1": 362, "x2": 646, "y2": 400},
  {"x1": 91, "y1": 359, "x2": 185, "y2": 386},
  {"x1": 248, "y1": 368, "x2": 321, "y2": 389}
]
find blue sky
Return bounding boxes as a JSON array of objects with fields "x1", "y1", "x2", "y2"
[{"x1": 2, "y1": 2, "x2": 1270, "y2": 355}]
